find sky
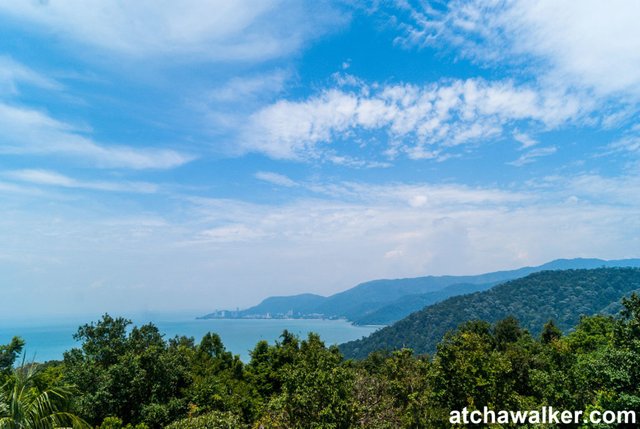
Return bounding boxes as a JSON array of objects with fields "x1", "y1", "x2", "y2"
[{"x1": 1, "y1": 0, "x2": 640, "y2": 318}]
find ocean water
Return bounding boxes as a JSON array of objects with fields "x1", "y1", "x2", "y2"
[{"x1": 0, "y1": 315, "x2": 381, "y2": 363}]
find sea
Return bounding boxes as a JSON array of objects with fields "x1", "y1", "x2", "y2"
[{"x1": 0, "y1": 313, "x2": 382, "y2": 363}]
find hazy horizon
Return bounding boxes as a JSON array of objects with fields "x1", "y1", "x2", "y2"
[{"x1": 2, "y1": 1, "x2": 640, "y2": 318}]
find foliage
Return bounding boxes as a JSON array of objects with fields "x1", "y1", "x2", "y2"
[
  {"x1": 184, "y1": 332, "x2": 258, "y2": 422},
  {"x1": 99, "y1": 416, "x2": 149, "y2": 429},
  {"x1": 0, "y1": 338, "x2": 24, "y2": 376},
  {"x1": 0, "y1": 363, "x2": 88, "y2": 429},
  {"x1": 164, "y1": 411, "x2": 244, "y2": 429},
  {"x1": 63, "y1": 315, "x2": 193, "y2": 428},
  {"x1": 256, "y1": 333, "x2": 356, "y2": 429},
  {"x1": 62, "y1": 315, "x2": 258, "y2": 429}
]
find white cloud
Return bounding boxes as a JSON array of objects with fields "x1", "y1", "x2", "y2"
[
  {"x1": 306, "y1": 181, "x2": 529, "y2": 207},
  {"x1": 509, "y1": 0, "x2": 640, "y2": 97},
  {"x1": 5, "y1": 169, "x2": 158, "y2": 193},
  {"x1": 563, "y1": 174, "x2": 640, "y2": 206},
  {"x1": 0, "y1": 56, "x2": 61, "y2": 94},
  {"x1": 607, "y1": 135, "x2": 640, "y2": 156},
  {"x1": 198, "y1": 224, "x2": 265, "y2": 243},
  {"x1": 513, "y1": 132, "x2": 538, "y2": 149},
  {"x1": 243, "y1": 78, "x2": 587, "y2": 161},
  {"x1": 0, "y1": 1, "x2": 346, "y2": 61},
  {"x1": 508, "y1": 146, "x2": 557, "y2": 167},
  {"x1": 255, "y1": 171, "x2": 298, "y2": 187},
  {"x1": 0, "y1": 180, "x2": 36, "y2": 195},
  {"x1": 0, "y1": 102, "x2": 193, "y2": 169},
  {"x1": 396, "y1": 0, "x2": 640, "y2": 98},
  {"x1": 198, "y1": 70, "x2": 293, "y2": 134},
  {"x1": 408, "y1": 195, "x2": 428, "y2": 207},
  {"x1": 244, "y1": 89, "x2": 359, "y2": 160}
]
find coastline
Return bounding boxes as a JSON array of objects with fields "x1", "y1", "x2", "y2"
[{"x1": 1, "y1": 316, "x2": 381, "y2": 363}]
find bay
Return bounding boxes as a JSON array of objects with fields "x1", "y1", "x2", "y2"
[{"x1": 0, "y1": 314, "x2": 381, "y2": 363}]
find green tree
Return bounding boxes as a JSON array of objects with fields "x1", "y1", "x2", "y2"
[
  {"x1": 430, "y1": 319, "x2": 543, "y2": 427},
  {"x1": 579, "y1": 293, "x2": 640, "y2": 419},
  {"x1": 63, "y1": 314, "x2": 192, "y2": 428},
  {"x1": 185, "y1": 333, "x2": 257, "y2": 422},
  {"x1": 541, "y1": 320, "x2": 562, "y2": 344},
  {"x1": 256, "y1": 333, "x2": 356, "y2": 429},
  {"x1": 98, "y1": 416, "x2": 148, "y2": 429},
  {"x1": 493, "y1": 316, "x2": 525, "y2": 350},
  {"x1": 0, "y1": 338, "x2": 24, "y2": 377},
  {"x1": 246, "y1": 331, "x2": 300, "y2": 399},
  {"x1": 355, "y1": 348, "x2": 432, "y2": 428},
  {"x1": 164, "y1": 411, "x2": 245, "y2": 429},
  {"x1": 0, "y1": 363, "x2": 88, "y2": 429}
]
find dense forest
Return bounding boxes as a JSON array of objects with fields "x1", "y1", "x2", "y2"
[
  {"x1": 341, "y1": 268, "x2": 640, "y2": 359},
  {"x1": 2, "y1": 269, "x2": 640, "y2": 428}
]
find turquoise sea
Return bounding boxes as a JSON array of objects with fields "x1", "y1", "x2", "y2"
[{"x1": 0, "y1": 314, "x2": 381, "y2": 363}]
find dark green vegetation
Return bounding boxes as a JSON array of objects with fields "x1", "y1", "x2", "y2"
[
  {"x1": 3, "y1": 267, "x2": 640, "y2": 428},
  {"x1": 201, "y1": 258, "x2": 640, "y2": 325},
  {"x1": 1, "y1": 340, "x2": 89, "y2": 428},
  {"x1": 341, "y1": 267, "x2": 640, "y2": 359}
]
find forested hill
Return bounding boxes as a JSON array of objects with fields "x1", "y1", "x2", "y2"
[
  {"x1": 201, "y1": 258, "x2": 640, "y2": 323},
  {"x1": 340, "y1": 267, "x2": 640, "y2": 359}
]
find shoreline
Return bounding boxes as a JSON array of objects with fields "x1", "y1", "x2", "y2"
[{"x1": 196, "y1": 315, "x2": 387, "y2": 329}]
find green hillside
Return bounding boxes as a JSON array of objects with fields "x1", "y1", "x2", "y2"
[{"x1": 340, "y1": 267, "x2": 640, "y2": 359}]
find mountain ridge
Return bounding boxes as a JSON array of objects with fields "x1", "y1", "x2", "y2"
[{"x1": 199, "y1": 258, "x2": 640, "y2": 323}]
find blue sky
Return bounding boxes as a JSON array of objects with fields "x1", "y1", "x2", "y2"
[{"x1": 1, "y1": 0, "x2": 640, "y2": 318}]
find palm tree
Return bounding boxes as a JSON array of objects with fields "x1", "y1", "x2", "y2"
[{"x1": 0, "y1": 362, "x2": 88, "y2": 429}]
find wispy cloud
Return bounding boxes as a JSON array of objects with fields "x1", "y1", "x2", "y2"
[
  {"x1": 513, "y1": 132, "x2": 538, "y2": 149},
  {"x1": 606, "y1": 134, "x2": 640, "y2": 156},
  {"x1": 255, "y1": 171, "x2": 298, "y2": 187},
  {"x1": 508, "y1": 146, "x2": 557, "y2": 167},
  {"x1": 209, "y1": 70, "x2": 290, "y2": 103},
  {"x1": 198, "y1": 69, "x2": 293, "y2": 134},
  {"x1": 303, "y1": 181, "x2": 529, "y2": 207},
  {"x1": 395, "y1": 0, "x2": 640, "y2": 98},
  {"x1": 0, "y1": 180, "x2": 38, "y2": 195},
  {"x1": 5, "y1": 169, "x2": 158, "y2": 193},
  {"x1": 0, "y1": 56, "x2": 61, "y2": 94},
  {"x1": 0, "y1": 1, "x2": 347, "y2": 61},
  {"x1": 563, "y1": 173, "x2": 640, "y2": 206},
  {"x1": 243, "y1": 78, "x2": 588, "y2": 161},
  {"x1": 0, "y1": 102, "x2": 193, "y2": 169}
]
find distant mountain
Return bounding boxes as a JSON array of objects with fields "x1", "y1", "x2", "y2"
[
  {"x1": 200, "y1": 258, "x2": 640, "y2": 323},
  {"x1": 339, "y1": 267, "x2": 640, "y2": 359}
]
